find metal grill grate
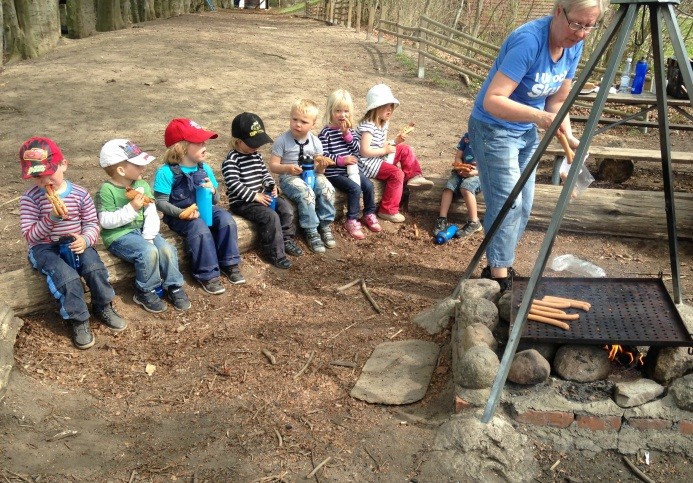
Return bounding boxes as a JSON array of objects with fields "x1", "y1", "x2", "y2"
[{"x1": 510, "y1": 277, "x2": 693, "y2": 346}]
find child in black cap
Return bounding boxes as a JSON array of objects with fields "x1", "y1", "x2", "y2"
[{"x1": 221, "y1": 112, "x2": 303, "y2": 269}]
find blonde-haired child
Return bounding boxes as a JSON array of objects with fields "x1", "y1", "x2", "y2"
[
  {"x1": 318, "y1": 89, "x2": 380, "y2": 240},
  {"x1": 269, "y1": 99, "x2": 336, "y2": 253},
  {"x1": 153, "y1": 118, "x2": 244, "y2": 295},
  {"x1": 357, "y1": 84, "x2": 433, "y2": 223}
]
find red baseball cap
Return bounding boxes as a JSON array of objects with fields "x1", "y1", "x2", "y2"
[
  {"x1": 19, "y1": 137, "x2": 64, "y2": 179},
  {"x1": 164, "y1": 118, "x2": 218, "y2": 147}
]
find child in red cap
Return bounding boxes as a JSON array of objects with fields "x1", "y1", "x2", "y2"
[
  {"x1": 153, "y1": 119, "x2": 244, "y2": 295},
  {"x1": 18, "y1": 137, "x2": 127, "y2": 350}
]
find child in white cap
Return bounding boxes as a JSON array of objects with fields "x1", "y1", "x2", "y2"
[
  {"x1": 96, "y1": 139, "x2": 191, "y2": 314},
  {"x1": 356, "y1": 84, "x2": 433, "y2": 223}
]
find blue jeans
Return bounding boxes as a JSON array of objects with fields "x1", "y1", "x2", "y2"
[
  {"x1": 279, "y1": 173, "x2": 336, "y2": 230},
  {"x1": 28, "y1": 243, "x2": 115, "y2": 322},
  {"x1": 328, "y1": 172, "x2": 376, "y2": 220},
  {"x1": 108, "y1": 231, "x2": 184, "y2": 292},
  {"x1": 165, "y1": 206, "x2": 241, "y2": 281},
  {"x1": 445, "y1": 171, "x2": 481, "y2": 196},
  {"x1": 468, "y1": 116, "x2": 538, "y2": 268}
]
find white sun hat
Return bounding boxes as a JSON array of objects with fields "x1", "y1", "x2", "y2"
[{"x1": 365, "y1": 84, "x2": 400, "y2": 112}]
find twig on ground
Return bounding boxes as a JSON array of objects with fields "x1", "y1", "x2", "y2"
[
  {"x1": 337, "y1": 278, "x2": 363, "y2": 292},
  {"x1": 0, "y1": 196, "x2": 20, "y2": 208},
  {"x1": 273, "y1": 428, "x2": 283, "y2": 447},
  {"x1": 550, "y1": 459, "x2": 561, "y2": 471},
  {"x1": 327, "y1": 321, "x2": 360, "y2": 340},
  {"x1": 306, "y1": 456, "x2": 332, "y2": 478},
  {"x1": 413, "y1": 223, "x2": 419, "y2": 237},
  {"x1": 4, "y1": 470, "x2": 31, "y2": 483},
  {"x1": 330, "y1": 360, "x2": 357, "y2": 368},
  {"x1": 364, "y1": 446, "x2": 381, "y2": 471},
  {"x1": 293, "y1": 351, "x2": 315, "y2": 380},
  {"x1": 47, "y1": 429, "x2": 78, "y2": 442},
  {"x1": 623, "y1": 456, "x2": 654, "y2": 483},
  {"x1": 262, "y1": 349, "x2": 277, "y2": 365},
  {"x1": 128, "y1": 470, "x2": 136, "y2": 483},
  {"x1": 388, "y1": 329, "x2": 403, "y2": 339},
  {"x1": 360, "y1": 279, "x2": 381, "y2": 313}
]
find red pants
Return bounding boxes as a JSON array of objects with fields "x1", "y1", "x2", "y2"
[{"x1": 376, "y1": 143, "x2": 423, "y2": 214}]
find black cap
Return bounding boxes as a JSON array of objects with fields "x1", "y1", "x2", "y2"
[{"x1": 231, "y1": 112, "x2": 273, "y2": 149}]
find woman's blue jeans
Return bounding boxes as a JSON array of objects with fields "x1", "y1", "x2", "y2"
[
  {"x1": 108, "y1": 231, "x2": 184, "y2": 293},
  {"x1": 468, "y1": 116, "x2": 538, "y2": 269}
]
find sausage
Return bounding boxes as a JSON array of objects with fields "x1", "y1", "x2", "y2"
[
  {"x1": 542, "y1": 295, "x2": 591, "y2": 311},
  {"x1": 528, "y1": 304, "x2": 565, "y2": 315},
  {"x1": 529, "y1": 307, "x2": 579, "y2": 320},
  {"x1": 179, "y1": 203, "x2": 198, "y2": 220},
  {"x1": 527, "y1": 314, "x2": 570, "y2": 330},
  {"x1": 398, "y1": 122, "x2": 415, "y2": 137},
  {"x1": 45, "y1": 184, "x2": 68, "y2": 218},
  {"x1": 532, "y1": 298, "x2": 571, "y2": 309},
  {"x1": 125, "y1": 186, "x2": 153, "y2": 206}
]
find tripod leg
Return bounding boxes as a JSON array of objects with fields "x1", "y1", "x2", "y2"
[{"x1": 651, "y1": 4, "x2": 683, "y2": 303}]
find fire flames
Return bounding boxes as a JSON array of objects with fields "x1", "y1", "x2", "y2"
[{"x1": 604, "y1": 344, "x2": 645, "y2": 367}]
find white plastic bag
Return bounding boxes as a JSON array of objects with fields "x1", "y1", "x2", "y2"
[
  {"x1": 550, "y1": 254, "x2": 606, "y2": 277},
  {"x1": 559, "y1": 155, "x2": 594, "y2": 199}
]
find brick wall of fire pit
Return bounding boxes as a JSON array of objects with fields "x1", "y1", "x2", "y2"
[{"x1": 450, "y1": 279, "x2": 693, "y2": 456}]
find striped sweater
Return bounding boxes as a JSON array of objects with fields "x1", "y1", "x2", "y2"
[
  {"x1": 19, "y1": 182, "x2": 100, "y2": 249},
  {"x1": 318, "y1": 126, "x2": 360, "y2": 179},
  {"x1": 355, "y1": 120, "x2": 389, "y2": 178},
  {"x1": 221, "y1": 149, "x2": 275, "y2": 207}
]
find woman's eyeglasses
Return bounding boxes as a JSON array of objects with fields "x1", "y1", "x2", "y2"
[{"x1": 563, "y1": 10, "x2": 599, "y2": 33}]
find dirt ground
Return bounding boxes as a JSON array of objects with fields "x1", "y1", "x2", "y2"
[{"x1": 1, "y1": 9, "x2": 692, "y2": 482}]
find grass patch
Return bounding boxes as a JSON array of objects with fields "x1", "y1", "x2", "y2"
[{"x1": 277, "y1": 1, "x2": 320, "y2": 15}]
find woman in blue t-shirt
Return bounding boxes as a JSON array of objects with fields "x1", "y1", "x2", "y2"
[{"x1": 469, "y1": 0, "x2": 606, "y2": 290}]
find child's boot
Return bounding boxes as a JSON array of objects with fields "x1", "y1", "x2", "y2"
[
  {"x1": 319, "y1": 225, "x2": 336, "y2": 249},
  {"x1": 71, "y1": 319, "x2": 95, "y2": 350},
  {"x1": 361, "y1": 213, "x2": 382, "y2": 233},
  {"x1": 306, "y1": 229, "x2": 326, "y2": 253},
  {"x1": 461, "y1": 219, "x2": 483, "y2": 236},
  {"x1": 433, "y1": 216, "x2": 448, "y2": 235},
  {"x1": 344, "y1": 219, "x2": 366, "y2": 240}
]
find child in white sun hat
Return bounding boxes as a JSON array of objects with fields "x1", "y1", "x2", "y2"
[{"x1": 356, "y1": 84, "x2": 433, "y2": 223}]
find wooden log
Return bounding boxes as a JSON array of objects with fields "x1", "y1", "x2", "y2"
[{"x1": 2, "y1": 177, "x2": 691, "y2": 316}]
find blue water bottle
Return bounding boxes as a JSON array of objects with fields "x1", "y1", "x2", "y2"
[
  {"x1": 263, "y1": 180, "x2": 277, "y2": 211},
  {"x1": 58, "y1": 236, "x2": 81, "y2": 269},
  {"x1": 300, "y1": 156, "x2": 316, "y2": 190},
  {"x1": 435, "y1": 225, "x2": 459, "y2": 244},
  {"x1": 195, "y1": 184, "x2": 213, "y2": 226},
  {"x1": 631, "y1": 58, "x2": 648, "y2": 95},
  {"x1": 154, "y1": 285, "x2": 165, "y2": 299}
]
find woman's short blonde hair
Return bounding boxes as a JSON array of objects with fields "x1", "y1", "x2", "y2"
[
  {"x1": 162, "y1": 141, "x2": 190, "y2": 165},
  {"x1": 556, "y1": 0, "x2": 608, "y2": 21},
  {"x1": 291, "y1": 98, "x2": 320, "y2": 123},
  {"x1": 323, "y1": 89, "x2": 355, "y2": 126}
]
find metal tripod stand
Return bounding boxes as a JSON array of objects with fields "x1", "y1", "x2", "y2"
[{"x1": 452, "y1": 0, "x2": 693, "y2": 423}]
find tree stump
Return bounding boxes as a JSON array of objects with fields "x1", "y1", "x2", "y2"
[{"x1": 596, "y1": 158, "x2": 635, "y2": 184}]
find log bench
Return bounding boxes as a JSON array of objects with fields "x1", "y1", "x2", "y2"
[
  {"x1": 1, "y1": 177, "x2": 691, "y2": 316},
  {"x1": 543, "y1": 144, "x2": 693, "y2": 184}
]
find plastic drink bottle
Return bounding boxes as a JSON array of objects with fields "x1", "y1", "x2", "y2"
[
  {"x1": 434, "y1": 224, "x2": 459, "y2": 244},
  {"x1": 195, "y1": 184, "x2": 213, "y2": 226},
  {"x1": 346, "y1": 163, "x2": 360, "y2": 186},
  {"x1": 619, "y1": 57, "x2": 633, "y2": 93},
  {"x1": 262, "y1": 181, "x2": 277, "y2": 211},
  {"x1": 154, "y1": 285, "x2": 165, "y2": 298},
  {"x1": 300, "y1": 157, "x2": 316, "y2": 190},
  {"x1": 58, "y1": 236, "x2": 80, "y2": 270},
  {"x1": 630, "y1": 59, "x2": 648, "y2": 94}
]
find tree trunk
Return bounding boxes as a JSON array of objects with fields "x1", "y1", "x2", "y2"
[
  {"x1": 0, "y1": 0, "x2": 4, "y2": 66},
  {"x1": 65, "y1": 0, "x2": 97, "y2": 39},
  {"x1": 2, "y1": 0, "x2": 61, "y2": 62},
  {"x1": 96, "y1": 0, "x2": 125, "y2": 32}
]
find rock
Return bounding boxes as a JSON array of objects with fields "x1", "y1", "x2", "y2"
[
  {"x1": 650, "y1": 346, "x2": 693, "y2": 384},
  {"x1": 554, "y1": 345, "x2": 611, "y2": 382},
  {"x1": 412, "y1": 296, "x2": 457, "y2": 335},
  {"x1": 350, "y1": 339, "x2": 440, "y2": 405},
  {"x1": 456, "y1": 297, "x2": 499, "y2": 331},
  {"x1": 497, "y1": 290, "x2": 512, "y2": 323},
  {"x1": 614, "y1": 379, "x2": 665, "y2": 408},
  {"x1": 462, "y1": 323, "x2": 497, "y2": 352},
  {"x1": 517, "y1": 342, "x2": 557, "y2": 362},
  {"x1": 508, "y1": 349, "x2": 550, "y2": 385},
  {"x1": 456, "y1": 345, "x2": 499, "y2": 389},
  {"x1": 425, "y1": 414, "x2": 539, "y2": 482},
  {"x1": 669, "y1": 374, "x2": 693, "y2": 411},
  {"x1": 0, "y1": 305, "x2": 23, "y2": 401},
  {"x1": 460, "y1": 278, "x2": 500, "y2": 302}
]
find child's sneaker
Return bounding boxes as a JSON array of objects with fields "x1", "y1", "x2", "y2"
[
  {"x1": 433, "y1": 216, "x2": 448, "y2": 235},
  {"x1": 461, "y1": 220, "x2": 483, "y2": 236},
  {"x1": 93, "y1": 303, "x2": 127, "y2": 332},
  {"x1": 319, "y1": 225, "x2": 336, "y2": 248},
  {"x1": 284, "y1": 239, "x2": 304, "y2": 257},
  {"x1": 133, "y1": 290, "x2": 168, "y2": 313},
  {"x1": 168, "y1": 286, "x2": 192, "y2": 311},
  {"x1": 344, "y1": 219, "x2": 366, "y2": 240},
  {"x1": 272, "y1": 257, "x2": 292, "y2": 269},
  {"x1": 221, "y1": 265, "x2": 246, "y2": 285},
  {"x1": 406, "y1": 175, "x2": 434, "y2": 190},
  {"x1": 361, "y1": 213, "x2": 382, "y2": 232},
  {"x1": 199, "y1": 277, "x2": 226, "y2": 295},
  {"x1": 306, "y1": 230, "x2": 325, "y2": 253},
  {"x1": 71, "y1": 319, "x2": 95, "y2": 350},
  {"x1": 377, "y1": 211, "x2": 405, "y2": 223}
]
